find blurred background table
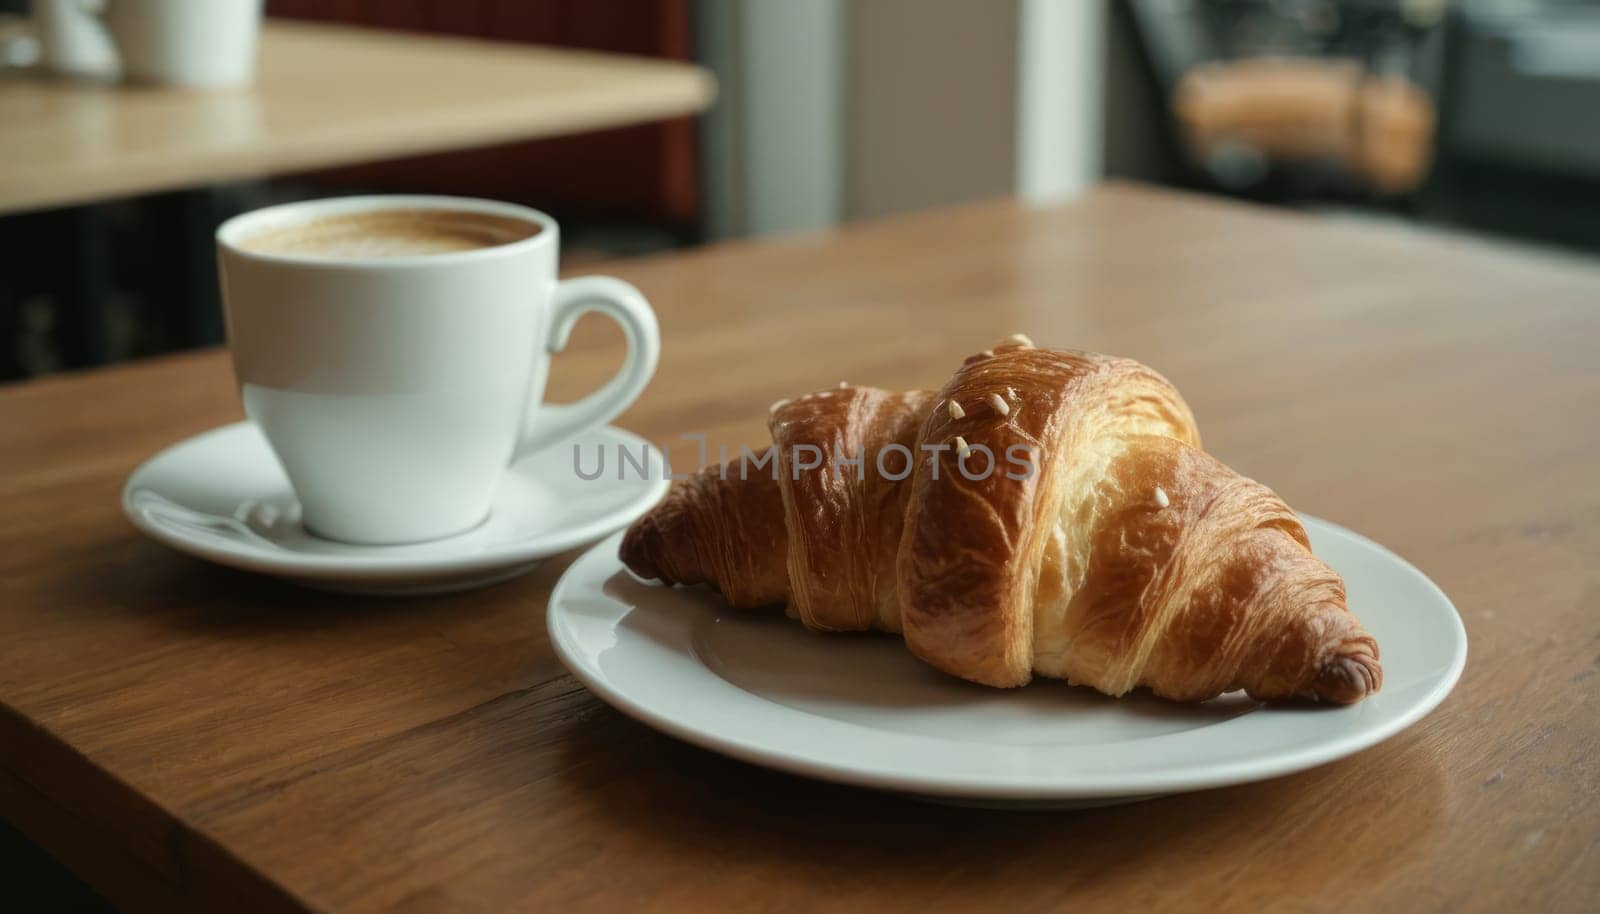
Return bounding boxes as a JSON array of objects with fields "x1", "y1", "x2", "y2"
[
  {"x1": 0, "y1": 14, "x2": 713, "y2": 382},
  {"x1": 1, "y1": 184, "x2": 1596, "y2": 914},
  {"x1": 0, "y1": 20, "x2": 714, "y2": 215}
]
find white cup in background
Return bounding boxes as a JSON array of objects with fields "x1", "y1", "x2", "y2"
[
  {"x1": 104, "y1": 0, "x2": 262, "y2": 87},
  {"x1": 10, "y1": 0, "x2": 262, "y2": 86},
  {"x1": 216, "y1": 196, "x2": 662, "y2": 545}
]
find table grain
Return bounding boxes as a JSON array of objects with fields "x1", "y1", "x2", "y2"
[
  {"x1": 0, "y1": 20, "x2": 715, "y2": 216},
  {"x1": 1, "y1": 184, "x2": 1596, "y2": 913}
]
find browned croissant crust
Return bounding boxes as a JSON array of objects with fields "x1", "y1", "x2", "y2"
[{"x1": 620, "y1": 339, "x2": 1381, "y2": 704}]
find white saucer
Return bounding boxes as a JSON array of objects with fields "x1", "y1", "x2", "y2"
[
  {"x1": 124, "y1": 422, "x2": 669, "y2": 595},
  {"x1": 548, "y1": 517, "x2": 1467, "y2": 807}
]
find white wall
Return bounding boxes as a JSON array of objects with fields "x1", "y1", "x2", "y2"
[
  {"x1": 844, "y1": 0, "x2": 1019, "y2": 222},
  {"x1": 698, "y1": 0, "x2": 844, "y2": 237},
  {"x1": 700, "y1": 0, "x2": 1107, "y2": 237},
  {"x1": 1017, "y1": 0, "x2": 1107, "y2": 204}
]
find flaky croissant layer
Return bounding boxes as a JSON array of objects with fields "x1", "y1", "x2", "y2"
[{"x1": 621, "y1": 339, "x2": 1381, "y2": 705}]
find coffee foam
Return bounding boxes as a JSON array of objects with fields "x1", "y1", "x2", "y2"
[{"x1": 240, "y1": 208, "x2": 540, "y2": 258}]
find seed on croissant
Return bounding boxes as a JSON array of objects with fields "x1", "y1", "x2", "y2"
[
  {"x1": 954, "y1": 435, "x2": 971, "y2": 458},
  {"x1": 1154, "y1": 486, "x2": 1170, "y2": 508},
  {"x1": 987, "y1": 392, "x2": 1010, "y2": 416},
  {"x1": 839, "y1": 380, "x2": 850, "y2": 389},
  {"x1": 1006, "y1": 333, "x2": 1034, "y2": 348},
  {"x1": 979, "y1": 349, "x2": 995, "y2": 358},
  {"x1": 947, "y1": 400, "x2": 966, "y2": 420}
]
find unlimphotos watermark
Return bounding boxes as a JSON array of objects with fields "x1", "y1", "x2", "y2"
[{"x1": 573, "y1": 433, "x2": 1038, "y2": 482}]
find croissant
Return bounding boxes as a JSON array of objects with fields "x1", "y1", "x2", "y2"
[{"x1": 621, "y1": 339, "x2": 1381, "y2": 704}]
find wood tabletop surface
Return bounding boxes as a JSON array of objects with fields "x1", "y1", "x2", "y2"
[
  {"x1": 0, "y1": 19, "x2": 715, "y2": 216},
  {"x1": 1, "y1": 184, "x2": 1596, "y2": 913}
]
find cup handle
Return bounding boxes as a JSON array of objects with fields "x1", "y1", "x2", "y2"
[{"x1": 514, "y1": 276, "x2": 660, "y2": 460}]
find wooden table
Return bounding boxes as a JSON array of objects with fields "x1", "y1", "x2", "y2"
[
  {"x1": 0, "y1": 20, "x2": 716, "y2": 215},
  {"x1": 2, "y1": 185, "x2": 1596, "y2": 913}
]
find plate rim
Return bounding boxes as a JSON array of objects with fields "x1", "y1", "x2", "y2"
[
  {"x1": 547, "y1": 517, "x2": 1468, "y2": 800},
  {"x1": 122, "y1": 420, "x2": 670, "y2": 579}
]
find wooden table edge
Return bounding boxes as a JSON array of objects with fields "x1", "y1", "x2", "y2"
[{"x1": 1, "y1": 703, "x2": 306, "y2": 914}]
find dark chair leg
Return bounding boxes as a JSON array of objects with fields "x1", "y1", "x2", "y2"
[
  {"x1": 51, "y1": 206, "x2": 116, "y2": 370},
  {"x1": 0, "y1": 215, "x2": 23, "y2": 381},
  {"x1": 139, "y1": 189, "x2": 225, "y2": 351}
]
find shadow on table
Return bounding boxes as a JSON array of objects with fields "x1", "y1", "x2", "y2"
[
  {"x1": 52, "y1": 536, "x2": 562, "y2": 639},
  {"x1": 555, "y1": 699, "x2": 1453, "y2": 908}
]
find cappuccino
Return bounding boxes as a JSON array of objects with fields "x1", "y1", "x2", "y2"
[
  {"x1": 216, "y1": 194, "x2": 659, "y2": 544},
  {"x1": 240, "y1": 208, "x2": 540, "y2": 258}
]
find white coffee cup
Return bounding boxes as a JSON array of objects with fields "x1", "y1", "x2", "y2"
[
  {"x1": 216, "y1": 195, "x2": 661, "y2": 545},
  {"x1": 16, "y1": 0, "x2": 261, "y2": 86},
  {"x1": 104, "y1": 0, "x2": 261, "y2": 87}
]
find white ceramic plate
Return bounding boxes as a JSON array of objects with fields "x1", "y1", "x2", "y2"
[
  {"x1": 548, "y1": 517, "x2": 1466, "y2": 806},
  {"x1": 124, "y1": 421, "x2": 668, "y2": 595}
]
